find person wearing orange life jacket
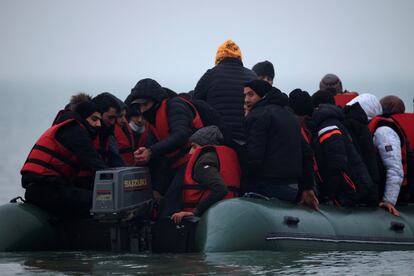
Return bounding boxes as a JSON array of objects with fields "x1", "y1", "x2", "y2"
[
  {"x1": 365, "y1": 95, "x2": 410, "y2": 216},
  {"x1": 310, "y1": 90, "x2": 376, "y2": 206},
  {"x1": 319, "y1": 73, "x2": 358, "y2": 108},
  {"x1": 21, "y1": 101, "x2": 108, "y2": 217},
  {"x1": 170, "y1": 126, "x2": 240, "y2": 224},
  {"x1": 127, "y1": 102, "x2": 151, "y2": 148},
  {"x1": 125, "y1": 78, "x2": 204, "y2": 199}
]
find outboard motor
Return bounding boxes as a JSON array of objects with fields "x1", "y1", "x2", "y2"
[{"x1": 90, "y1": 167, "x2": 153, "y2": 252}]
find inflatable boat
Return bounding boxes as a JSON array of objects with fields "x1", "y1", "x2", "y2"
[
  {"x1": 2, "y1": 196, "x2": 414, "y2": 252},
  {"x1": 2, "y1": 167, "x2": 414, "y2": 253}
]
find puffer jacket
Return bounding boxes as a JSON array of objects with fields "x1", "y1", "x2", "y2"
[
  {"x1": 310, "y1": 104, "x2": 377, "y2": 205},
  {"x1": 193, "y1": 57, "x2": 257, "y2": 143},
  {"x1": 244, "y1": 88, "x2": 303, "y2": 184}
]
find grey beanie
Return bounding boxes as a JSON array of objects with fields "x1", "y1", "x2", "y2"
[{"x1": 190, "y1": 126, "x2": 224, "y2": 146}]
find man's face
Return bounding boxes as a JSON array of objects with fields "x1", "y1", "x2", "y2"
[
  {"x1": 117, "y1": 109, "x2": 128, "y2": 126},
  {"x1": 244, "y1": 87, "x2": 262, "y2": 112},
  {"x1": 102, "y1": 107, "x2": 118, "y2": 127},
  {"x1": 86, "y1": 112, "x2": 102, "y2": 128},
  {"x1": 130, "y1": 114, "x2": 145, "y2": 127},
  {"x1": 137, "y1": 100, "x2": 155, "y2": 114}
]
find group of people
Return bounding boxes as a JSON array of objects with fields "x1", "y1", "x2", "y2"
[{"x1": 20, "y1": 39, "x2": 414, "y2": 222}]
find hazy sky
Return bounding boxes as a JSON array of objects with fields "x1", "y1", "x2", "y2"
[{"x1": 1, "y1": 0, "x2": 413, "y2": 107}]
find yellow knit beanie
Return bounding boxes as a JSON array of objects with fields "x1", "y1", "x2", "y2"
[{"x1": 215, "y1": 39, "x2": 242, "y2": 65}]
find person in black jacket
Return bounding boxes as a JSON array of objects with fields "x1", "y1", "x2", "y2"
[
  {"x1": 310, "y1": 90, "x2": 377, "y2": 206},
  {"x1": 126, "y1": 78, "x2": 202, "y2": 198},
  {"x1": 192, "y1": 39, "x2": 257, "y2": 146},
  {"x1": 244, "y1": 80, "x2": 318, "y2": 208},
  {"x1": 21, "y1": 101, "x2": 108, "y2": 217}
]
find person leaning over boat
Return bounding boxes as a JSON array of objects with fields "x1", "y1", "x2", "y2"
[
  {"x1": 92, "y1": 93, "x2": 125, "y2": 168},
  {"x1": 252, "y1": 60, "x2": 275, "y2": 85},
  {"x1": 192, "y1": 39, "x2": 257, "y2": 149},
  {"x1": 52, "y1": 92, "x2": 92, "y2": 125},
  {"x1": 170, "y1": 126, "x2": 241, "y2": 224},
  {"x1": 243, "y1": 80, "x2": 319, "y2": 208},
  {"x1": 21, "y1": 101, "x2": 108, "y2": 217},
  {"x1": 310, "y1": 90, "x2": 376, "y2": 206},
  {"x1": 126, "y1": 78, "x2": 204, "y2": 200},
  {"x1": 364, "y1": 95, "x2": 411, "y2": 216}
]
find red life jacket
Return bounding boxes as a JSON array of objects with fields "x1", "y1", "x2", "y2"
[
  {"x1": 77, "y1": 133, "x2": 109, "y2": 177},
  {"x1": 182, "y1": 145, "x2": 241, "y2": 212},
  {"x1": 136, "y1": 121, "x2": 152, "y2": 148},
  {"x1": 152, "y1": 97, "x2": 204, "y2": 168},
  {"x1": 21, "y1": 119, "x2": 81, "y2": 179},
  {"x1": 334, "y1": 92, "x2": 359, "y2": 108},
  {"x1": 368, "y1": 115, "x2": 409, "y2": 186},
  {"x1": 300, "y1": 126, "x2": 322, "y2": 183},
  {"x1": 114, "y1": 122, "x2": 135, "y2": 166}
]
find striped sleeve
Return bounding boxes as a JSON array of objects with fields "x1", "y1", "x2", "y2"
[{"x1": 318, "y1": 125, "x2": 342, "y2": 143}]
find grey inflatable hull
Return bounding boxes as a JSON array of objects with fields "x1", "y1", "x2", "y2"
[{"x1": 195, "y1": 198, "x2": 414, "y2": 252}]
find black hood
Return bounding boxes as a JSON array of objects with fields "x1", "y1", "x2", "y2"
[
  {"x1": 312, "y1": 103, "x2": 344, "y2": 125},
  {"x1": 252, "y1": 87, "x2": 288, "y2": 110},
  {"x1": 125, "y1": 78, "x2": 168, "y2": 106},
  {"x1": 343, "y1": 102, "x2": 369, "y2": 124}
]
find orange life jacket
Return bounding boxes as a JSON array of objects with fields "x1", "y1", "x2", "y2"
[
  {"x1": 136, "y1": 121, "x2": 152, "y2": 148},
  {"x1": 151, "y1": 97, "x2": 203, "y2": 168},
  {"x1": 334, "y1": 92, "x2": 359, "y2": 108},
  {"x1": 182, "y1": 145, "x2": 241, "y2": 212},
  {"x1": 114, "y1": 122, "x2": 135, "y2": 166},
  {"x1": 368, "y1": 115, "x2": 409, "y2": 186},
  {"x1": 21, "y1": 119, "x2": 81, "y2": 178}
]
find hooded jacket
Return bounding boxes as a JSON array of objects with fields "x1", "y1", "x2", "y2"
[
  {"x1": 245, "y1": 88, "x2": 303, "y2": 185},
  {"x1": 310, "y1": 104, "x2": 377, "y2": 205},
  {"x1": 193, "y1": 57, "x2": 257, "y2": 143},
  {"x1": 349, "y1": 94, "x2": 404, "y2": 205},
  {"x1": 343, "y1": 102, "x2": 380, "y2": 192}
]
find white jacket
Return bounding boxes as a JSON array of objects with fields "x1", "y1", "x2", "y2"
[
  {"x1": 348, "y1": 93, "x2": 404, "y2": 205},
  {"x1": 373, "y1": 126, "x2": 404, "y2": 205}
]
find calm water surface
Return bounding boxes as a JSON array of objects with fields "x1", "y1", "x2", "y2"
[{"x1": 1, "y1": 250, "x2": 414, "y2": 275}]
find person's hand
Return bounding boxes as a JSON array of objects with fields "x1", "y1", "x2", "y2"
[
  {"x1": 300, "y1": 190, "x2": 320, "y2": 211},
  {"x1": 171, "y1": 211, "x2": 194, "y2": 224},
  {"x1": 153, "y1": 190, "x2": 162, "y2": 204},
  {"x1": 134, "y1": 147, "x2": 151, "y2": 164},
  {"x1": 379, "y1": 201, "x2": 400, "y2": 216}
]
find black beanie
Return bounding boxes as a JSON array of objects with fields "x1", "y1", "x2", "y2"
[
  {"x1": 289, "y1": 89, "x2": 314, "y2": 116},
  {"x1": 311, "y1": 89, "x2": 336, "y2": 108},
  {"x1": 252, "y1": 60, "x2": 275, "y2": 80},
  {"x1": 245, "y1": 79, "x2": 272, "y2": 97},
  {"x1": 190, "y1": 126, "x2": 224, "y2": 146},
  {"x1": 74, "y1": 101, "x2": 101, "y2": 119}
]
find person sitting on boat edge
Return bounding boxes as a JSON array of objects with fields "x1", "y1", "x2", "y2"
[
  {"x1": 310, "y1": 90, "x2": 377, "y2": 206},
  {"x1": 364, "y1": 95, "x2": 411, "y2": 216},
  {"x1": 288, "y1": 89, "x2": 320, "y2": 210},
  {"x1": 243, "y1": 80, "x2": 319, "y2": 209},
  {"x1": 170, "y1": 126, "x2": 241, "y2": 224},
  {"x1": 20, "y1": 101, "x2": 108, "y2": 218}
]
